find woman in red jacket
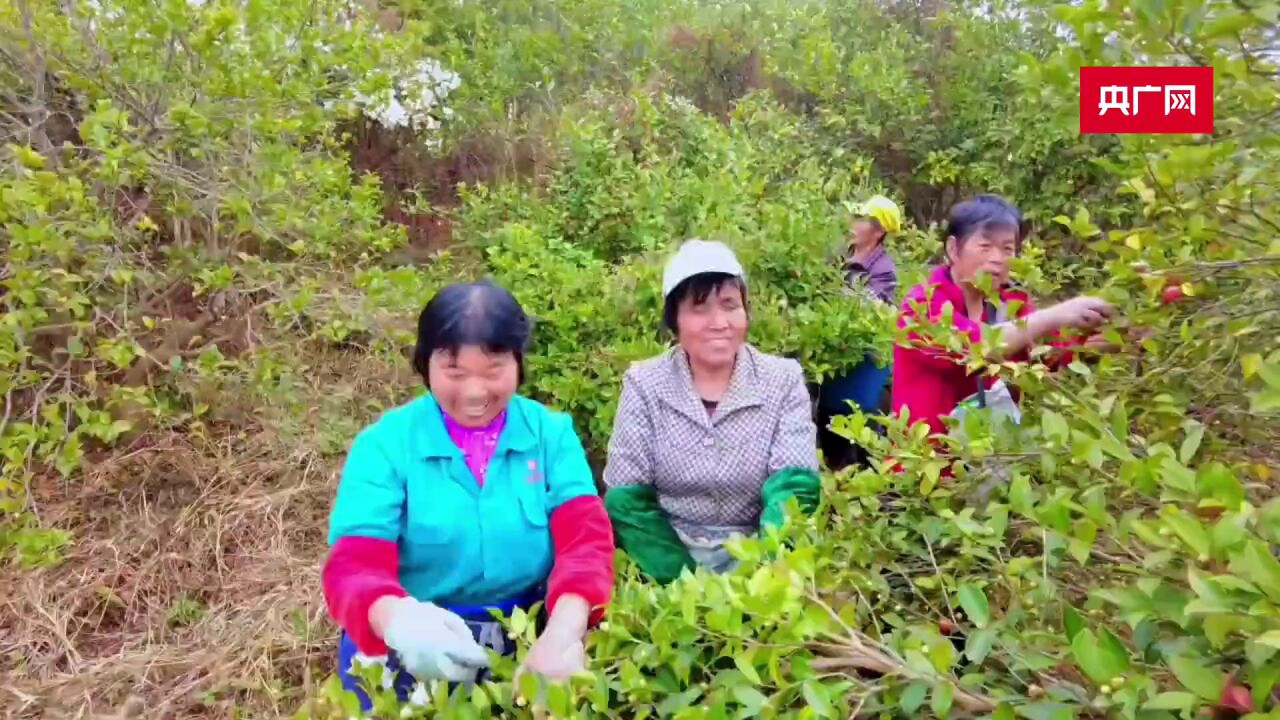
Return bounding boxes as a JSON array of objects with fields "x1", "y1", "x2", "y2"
[{"x1": 892, "y1": 195, "x2": 1117, "y2": 436}]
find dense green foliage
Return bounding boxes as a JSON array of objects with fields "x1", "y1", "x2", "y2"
[{"x1": 3, "y1": 0, "x2": 1279, "y2": 717}]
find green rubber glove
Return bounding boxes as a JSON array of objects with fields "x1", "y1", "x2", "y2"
[
  {"x1": 759, "y1": 467, "x2": 821, "y2": 531},
  {"x1": 604, "y1": 485, "x2": 696, "y2": 585}
]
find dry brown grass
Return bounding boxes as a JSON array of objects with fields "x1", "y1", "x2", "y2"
[{"x1": 0, "y1": 346, "x2": 415, "y2": 719}]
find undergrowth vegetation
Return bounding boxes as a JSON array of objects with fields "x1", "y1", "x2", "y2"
[{"x1": 1, "y1": 0, "x2": 1278, "y2": 717}]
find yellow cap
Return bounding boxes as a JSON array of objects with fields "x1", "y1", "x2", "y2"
[{"x1": 853, "y1": 195, "x2": 903, "y2": 234}]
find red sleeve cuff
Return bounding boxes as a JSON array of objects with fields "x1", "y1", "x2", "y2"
[
  {"x1": 546, "y1": 495, "x2": 615, "y2": 626},
  {"x1": 322, "y1": 536, "x2": 408, "y2": 655},
  {"x1": 1045, "y1": 329, "x2": 1088, "y2": 368}
]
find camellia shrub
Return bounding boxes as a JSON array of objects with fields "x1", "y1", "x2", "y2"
[
  {"x1": 3, "y1": 0, "x2": 1277, "y2": 716},
  {"x1": 0, "y1": 0, "x2": 438, "y2": 564},
  {"x1": 296, "y1": 0, "x2": 1280, "y2": 718},
  {"x1": 452, "y1": 90, "x2": 894, "y2": 456}
]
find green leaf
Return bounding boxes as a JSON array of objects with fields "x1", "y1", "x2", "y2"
[
  {"x1": 658, "y1": 686, "x2": 704, "y2": 715},
  {"x1": 1242, "y1": 353, "x2": 1264, "y2": 380},
  {"x1": 965, "y1": 628, "x2": 996, "y2": 664},
  {"x1": 1068, "y1": 537, "x2": 1092, "y2": 566},
  {"x1": 993, "y1": 703, "x2": 1016, "y2": 720},
  {"x1": 1071, "y1": 629, "x2": 1129, "y2": 683},
  {"x1": 546, "y1": 682, "x2": 570, "y2": 716},
  {"x1": 1108, "y1": 398, "x2": 1130, "y2": 444},
  {"x1": 1142, "y1": 692, "x2": 1195, "y2": 711},
  {"x1": 1231, "y1": 542, "x2": 1280, "y2": 601},
  {"x1": 1062, "y1": 607, "x2": 1085, "y2": 642},
  {"x1": 1162, "y1": 509, "x2": 1212, "y2": 558},
  {"x1": 1015, "y1": 701, "x2": 1077, "y2": 720},
  {"x1": 1211, "y1": 514, "x2": 1249, "y2": 554},
  {"x1": 930, "y1": 682, "x2": 954, "y2": 717},
  {"x1": 518, "y1": 670, "x2": 541, "y2": 707},
  {"x1": 801, "y1": 681, "x2": 834, "y2": 719},
  {"x1": 1255, "y1": 630, "x2": 1280, "y2": 649},
  {"x1": 734, "y1": 651, "x2": 762, "y2": 685},
  {"x1": 1042, "y1": 410, "x2": 1070, "y2": 443},
  {"x1": 1179, "y1": 421, "x2": 1204, "y2": 464},
  {"x1": 1168, "y1": 655, "x2": 1225, "y2": 700},
  {"x1": 1198, "y1": 463, "x2": 1245, "y2": 507},
  {"x1": 1249, "y1": 387, "x2": 1280, "y2": 413},
  {"x1": 957, "y1": 584, "x2": 991, "y2": 628},
  {"x1": 1010, "y1": 474, "x2": 1033, "y2": 513},
  {"x1": 732, "y1": 685, "x2": 768, "y2": 713},
  {"x1": 1203, "y1": 614, "x2": 1253, "y2": 648},
  {"x1": 1252, "y1": 664, "x2": 1280, "y2": 709},
  {"x1": 1201, "y1": 11, "x2": 1257, "y2": 37},
  {"x1": 899, "y1": 682, "x2": 928, "y2": 715}
]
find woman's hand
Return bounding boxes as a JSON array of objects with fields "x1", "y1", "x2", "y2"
[
  {"x1": 993, "y1": 295, "x2": 1117, "y2": 359},
  {"x1": 518, "y1": 594, "x2": 590, "y2": 683},
  {"x1": 521, "y1": 626, "x2": 586, "y2": 682},
  {"x1": 1046, "y1": 296, "x2": 1116, "y2": 331},
  {"x1": 369, "y1": 595, "x2": 490, "y2": 682}
]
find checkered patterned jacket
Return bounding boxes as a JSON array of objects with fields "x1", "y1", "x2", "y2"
[{"x1": 603, "y1": 344, "x2": 819, "y2": 539}]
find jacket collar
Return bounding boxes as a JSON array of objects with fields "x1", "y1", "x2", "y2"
[
  {"x1": 925, "y1": 265, "x2": 1028, "y2": 320},
  {"x1": 417, "y1": 394, "x2": 536, "y2": 459},
  {"x1": 661, "y1": 344, "x2": 766, "y2": 426},
  {"x1": 847, "y1": 244, "x2": 888, "y2": 272},
  {"x1": 927, "y1": 265, "x2": 969, "y2": 315}
]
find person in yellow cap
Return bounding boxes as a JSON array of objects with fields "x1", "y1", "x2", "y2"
[
  {"x1": 843, "y1": 195, "x2": 902, "y2": 303},
  {"x1": 819, "y1": 195, "x2": 903, "y2": 468}
]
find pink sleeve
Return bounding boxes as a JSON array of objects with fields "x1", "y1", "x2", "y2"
[
  {"x1": 546, "y1": 495, "x2": 615, "y2": 626},
  {"x1": 1013, "y1": 298, "x2": 1086, "y2": 368},
  {"x1": 322, "y1": 536, "x2": 408, "y2": 655},
  {"x1": 1043, "y1": 330, "x2": 1087, "y2": 369}
]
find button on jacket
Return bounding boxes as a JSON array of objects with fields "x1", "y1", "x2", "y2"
[{"x1": 603, "y1": 344, "x2": 819, "y2": 539}]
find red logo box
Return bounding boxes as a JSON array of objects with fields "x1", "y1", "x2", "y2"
[{"x1": 1080, "y1": 66, "x2": 1214, "y2": 134}]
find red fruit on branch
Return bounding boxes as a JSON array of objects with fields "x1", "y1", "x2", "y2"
[
  {"x1": 938, "y1": 618, "x2": 955, "y2": 634},
  {"x1": 1162, "y1": 285, "x2": 1186, "y2": 305},
  {"x1": 1220, "y1": 684, "x2": 1253, "y2": 714}
]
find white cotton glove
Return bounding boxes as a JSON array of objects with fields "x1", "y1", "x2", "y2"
[{"x1": 381, "y1": 598, "x2": 490, "y2": 682}]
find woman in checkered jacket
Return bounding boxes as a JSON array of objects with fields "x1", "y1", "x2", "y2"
[{"x1": 602, "y1": 240, "x2": 822, "y2": 582}]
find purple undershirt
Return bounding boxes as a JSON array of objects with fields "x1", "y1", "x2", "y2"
[{"x1": 441, "y1": 408, "x2": 507, "y2": 486}]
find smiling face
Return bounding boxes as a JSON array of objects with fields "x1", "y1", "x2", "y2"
[
  {"x1": 427, "y1": 345, "x2": 519, "y2": 427},
  {"x1": 673, "y1": 278, "x2": 748, "y2": 370},
  {"x1": 947, "y1": 224, "x2": 1019, "y2": 288}
]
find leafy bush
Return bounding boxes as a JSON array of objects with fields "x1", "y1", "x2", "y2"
[
  {"x1": 0, "y1": 0, "x2": 424, "y2": 563},
  {"x1": 303, "y1": 0, "x2": 1280, "y2": 718},
  {"x1": 4, "y1": 0, "x2": 1279, "y2": 717},
  {"x1": 453, "y1": 90, "x2": 890, "y2": 457}
]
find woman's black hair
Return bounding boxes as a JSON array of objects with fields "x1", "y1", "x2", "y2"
[
  {"x1": 944, "y1": 194, "x2": 1030, "y2": 251},
  {"x1": 662, "y1": 272, "x2": 749, "y2": 335},
  {"x1": 411, "y1": 280, "x2": 531, "y2": 386}
]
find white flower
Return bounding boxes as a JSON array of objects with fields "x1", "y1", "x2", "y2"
[{"x1": 345, "y1": 57, "x2": 462, "y2": 132}]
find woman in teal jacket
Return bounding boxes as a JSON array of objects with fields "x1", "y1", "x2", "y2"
[{"x1": 323, "y1": 281, "x2": 615, "y2": 708}]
